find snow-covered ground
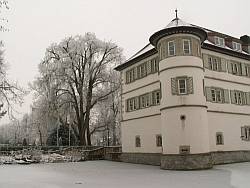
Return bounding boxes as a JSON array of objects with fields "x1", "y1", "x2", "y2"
[{"x1": 0, "y1": 161, "x2": 249, "y2": 188}]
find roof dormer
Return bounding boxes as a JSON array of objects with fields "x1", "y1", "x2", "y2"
[
  {"x1": 232, "y1": 41, "x2": 242, "y2": 52},
  {"x1": 214, "y1": 36, "x2": 225, "y2": 47}
]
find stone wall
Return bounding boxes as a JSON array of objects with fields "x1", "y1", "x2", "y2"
[
  {"x1": 161, "y1": 153, "x2": 213, "y2": 170},
  {"x1": 211, "y1": 150, "x2": 250, "y2": 165},
  {"x1": 119, "y1": 150, "x2": 250, "y2": 170},
  {"x1": 120, "y1": 153, "x2": 161, "y2": 166}
]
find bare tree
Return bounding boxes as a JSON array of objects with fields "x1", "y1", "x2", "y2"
[
  {"x1": 32, "y1": 33, "x2": 123, "y2": 146},
  {"x1": 0, "y1": 44, "x2": 26, "y2": 119},
  {"x1": 0, "y1": 0, "x2": 9, "y2": 32}
]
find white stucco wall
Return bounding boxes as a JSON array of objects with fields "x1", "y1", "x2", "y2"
[
  {"x1": 208, "y1": 112, "x2": 250, "y2": 151},
  {"x1": 121, "y1": 115, "x2": 162, "y2": 153}
]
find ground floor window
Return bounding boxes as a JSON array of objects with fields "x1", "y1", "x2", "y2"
[
  {"x1": 156, "y1": 135, "x2": 162, "y2": 147},
  {"x1": 135, "y1": 136, "x2": 141, "y2": 147},
  {"x1": 216, "y1": 132, "x2": 224, "y2": 145},
  {"x1": 241, "y1": 126, "x2": 250, "y2": 141}
]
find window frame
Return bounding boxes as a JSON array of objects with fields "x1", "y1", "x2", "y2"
[
  {"x1": 178, "y1": 78, "x2": 187, "y2": 95},
  {"x1": 214, "y1": 36, "x2": 225, "y2": 47},
  {"x1": 232, "y1": 41, "x2": 242, "y2": 51},
  {"x1": 135, "y1": 136, "x2": 141, "y2": 147},
  {"x1": 168, "y1": 41, "x2": 176, "y2": 56},
  {"x1": 183, "y1": 39, "x2": 191, "y2": 55},
  {"x1": 216, "y1": 132, "x2": 224, "y2": 145},
  {"x1": 156, "y1": 135, "x2": 162, "y2": 147}
]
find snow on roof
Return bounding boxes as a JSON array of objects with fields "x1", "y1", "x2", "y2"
[
  {"x1": 125, "y1": 18, "x2": 249, "y2": 64},
  {"x1": 165, "y1": 18, "x2": 193, "y2": 28},
  {"x1": 126, "y1": 43, "x2": 155, "y2": 62}
]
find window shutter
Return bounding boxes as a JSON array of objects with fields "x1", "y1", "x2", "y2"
[
  {"x1": 237, "y1": 63, "x2": 242, "y2": 76},
  {"x1": 162, "y1": 42, "x2": 166, "y2": 59},
  {"x1": 187, "y1": 77, "x2": 194, "y2": 94},
  {"x1": 230, "y1": 90, "x2": 236, "y2": 104},
  {"x1": 176, "y1": 38, "x2": 181, "y2": 55},
  {"x1": 135, "y1": 67, "x2": 138, "y2": 80},
  {"x1": 125, "y1": 72, "x2": 129, "y2": 84},
  {"x1": 152, "y1": 92, "x2": 156, "y2": 106},
  {"x1": 126, "y1": 99, "x2": 129, "y2": 112},
  {"x1": 227, "y1": 62, "x2": 233, "y2": 74},
  {"x1": 205, "y1": 87, "x2": 212, "y2": 102},
  {"x1": 147, "y1": 61, "x2": 151, "y2": 74},
  {"x1": 203, "y1": 54, "x2": 210, "y2": 69},
  {"x1": 241, "y1": 63, "x2": 247, "y2": 76},
  {"x1": 246, "y1": 92, "x2": 250, "y2": 105},
  {"x1": 220, "y1": 58, "x2": 227, "y2": 72},
  {"x1": 135, "y1": 97, "x2": 140, "y2": 109},
  {"x1": 223, "y1": 89, "x2": 230, "y2": 103},
  {"x1": 241, "y1": 127, "x2": 246, "y2": 140},
  {"x1": 171, "y1": 78, "x2": 178, "y2": 95},
  {"x1": 149, "y1": 92, "x2": 152, "y2": 106}
]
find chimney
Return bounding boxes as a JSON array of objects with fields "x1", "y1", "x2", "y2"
[{"x1": 240, "y1": 35, "x2": 250, "y2": 53}]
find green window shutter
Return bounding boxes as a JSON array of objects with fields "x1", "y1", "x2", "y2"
[
  {"x1": 147, "y1": 60, "x2": 151, "y2": 74},
  {"x1": 227, "y1": 62, "x2": 233, "y2": 74},
  {"x1": 205, "y1": 87, "x2": 212, "y2": 102},
  {"x1": 230, "y1": 90, "x2": 236, "y2": 104},
  {"x1": 203, "y1": 54, "x2": 210, "y2": 69},
  {"x1": 220, "y1": 58, "x2": 227, "y2": 72},
  {"x1": 125, "y1": 71, "x2": 129, "y2": 84},
  {"x1": 176, "y1": 38, "x2": 181, "y2": 56},
  {"x1": 134, "y1": 67, "x2": 137, "y2": 80},
  {"x1": 148, "y1": 92, "x2": 152, "y2": 106},
  {"x1": 241, "y1": 63, "x2": 247, "y2": 76},
  {"x1": 135, "y1": 97, "x2": 140, "y2": 109},
  {"x1": 152, "y1": 92, "x2": 156, "y2": 106},
  {"x1": 237, "y1": 63, "x2": 242, "y2": 76},
  {"x1": 187, "y1": 77, "x2": 194, "y2": 94},
  {"x1": 126, "y1": 99, "x2": 129, "y2": 112},
  {"x1": 223, "y1": 89, "x2": 230, "y2": 103},
  {"x1": 162, "y1": 42, "x2": 166, "y2": 59},
  {"x1": 241, "y1": 127, "x2": 246, "y2": 140},
  {"x1": 171, "y1": 78, "x2": 178, "y2": 95},
  {"x1": 245, "y1": 92, "x2": 250, "y2": 105}
]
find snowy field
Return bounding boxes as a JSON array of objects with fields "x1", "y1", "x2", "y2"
[{"x1": 0, "y1": 161, "x2": 249, "y2": 188}]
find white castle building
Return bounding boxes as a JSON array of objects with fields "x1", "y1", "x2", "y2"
[{"x1": 115, "y1": 13, "x2": 250, "y2": 170}]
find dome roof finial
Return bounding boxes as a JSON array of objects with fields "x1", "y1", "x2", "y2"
[{"x1": 175, "y1": 9, "x2": 178, "y2": 19}]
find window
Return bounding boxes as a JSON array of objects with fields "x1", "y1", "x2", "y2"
[
  {"x1": 168, "y1": 41, "x2": 175, "y2": 56},
  {"x1": 150, "y1": 58, "x2": 159, "y2": 73},
  {"x1": 216, "y1": 90, "x2": 222, "y2": 102},
  {"x1": 126, "y1": 90, "x2": 161, "y2": 112},
  {"x1": 178, "y1": 79, "x2": 187, "y2": 95},
  {"x1": 210, "y1": 88, "x2": 222, "y2": 102},
  {"x1": 126, "y1": 68, "x2": 136, "y2": 84},
  {"x1": 232, "y1": 63, "x2": 238, "y2": 75},
  {"x1": 205, "y1": 87, "x2": 229, "y2": 103},
  {"x1": 183, "y1": 39, "x2": 191, "y2": 54},
  {"x1": 145, "y1": 94, "x2": 150, "y2": 107},
  {"x1": 156, "y1": 135, "x2": 162, "y2": 147},
  {"x1": 135, "y1": 136, "x2": 141, "y2": 147},
  {"x1": 211, "y1": 89, "x2": 216, "y2": 102},
  {"x1": 205, "y1": 55, "x2": 225, "y2": 72},
  {"x1": 216, "y1": 132, "x2": 224, "y2": 145},
  {"x1": 232, "y1": 42, "x2": 242, "y2": 51},
  {"x1": 214, "y1": 36, "x2": 225, "y2": 47},
  {"x1": 126, "y1": 97, "x2": 139, "y2": 112},
  {"x1": 241, "y1": 126, "x2": 250, "y2": 141},
  {"x1": 213, "y1": 58, "x2": 219, "y2": 71},
  {"x1": 171, "y1": 77, "x2": 193, "y2": 95},
  {"x1": 230, "y1": 90, "x2": 248, "y2": 105},
  {"x1": 137, "y1": 62, "x2": 147, "y2": 79},
  {"x1": 152, "y1": 90, "x2": 161, "y2": 106}
]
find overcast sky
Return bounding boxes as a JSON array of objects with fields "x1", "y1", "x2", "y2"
[{"x1": 1, "y1": 0, "x2": 250, "y2": 124}]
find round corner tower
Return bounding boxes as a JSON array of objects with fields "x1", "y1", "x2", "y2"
[{"x1": 149, "y1": 15, "x2": 212, "y2": 170}]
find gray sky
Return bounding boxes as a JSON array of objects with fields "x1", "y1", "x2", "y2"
[{"x1": 1, "y1": 0, "x2": 250, "y2": 124}]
